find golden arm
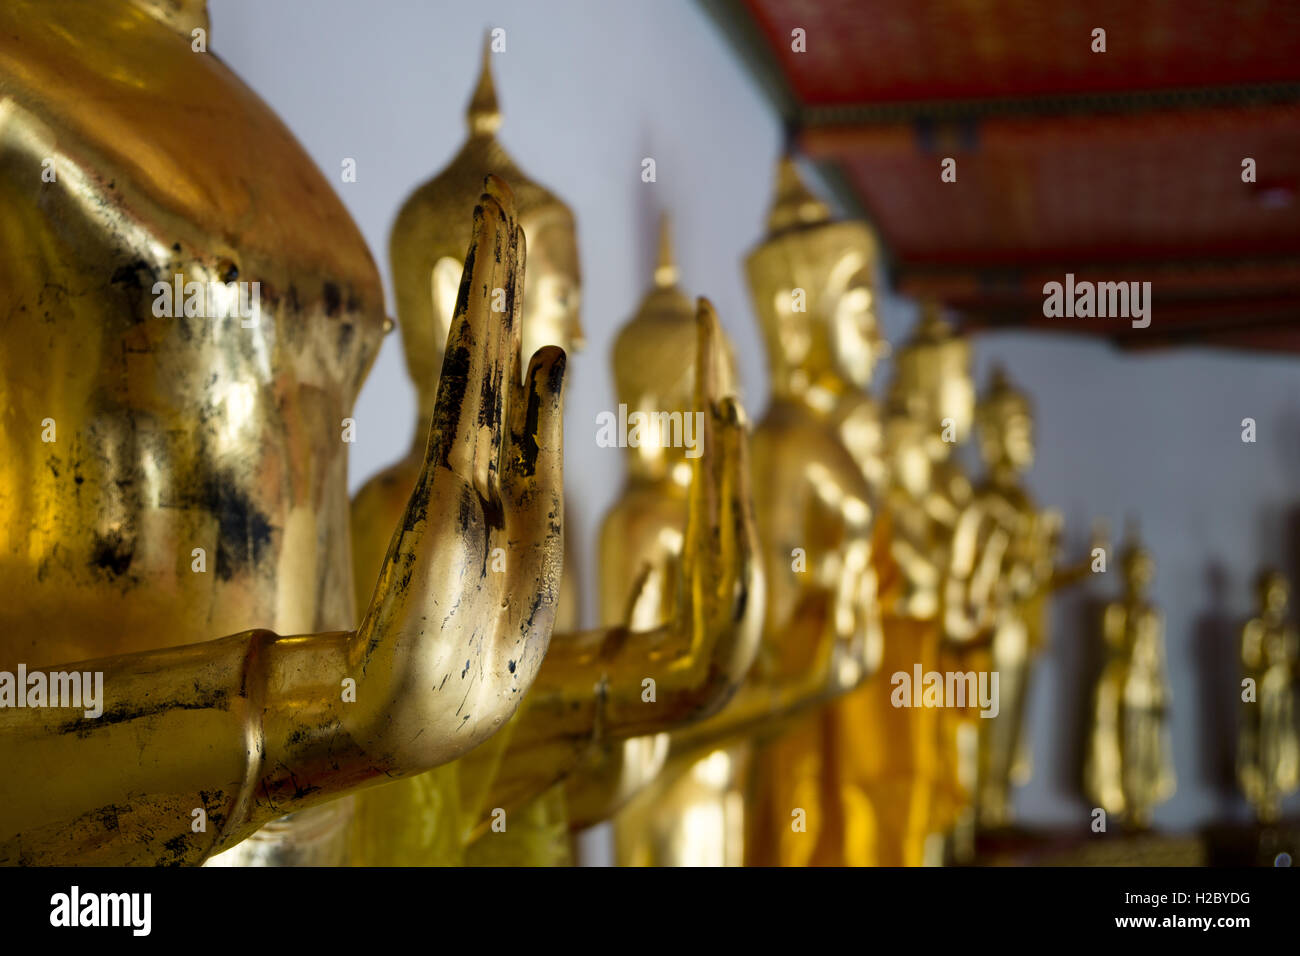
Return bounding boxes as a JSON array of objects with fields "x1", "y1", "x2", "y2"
[
  {"x1": 0, "y1": 181, "x2": 567, "y2": 865},
  {"x1": 656, "y1": 459, "x2": 880, "y2": 760},
  {"x1": 1049, "y1": 518, "x2": 1109, "y2": 591},
  {"x1": 661, "y1": 590, "x2": 836, "y2": 758},
  {"x1": 466, "y1": 303, "x2": 765, "y2": 819},
  {"x1": 943, "y1": 502, "x2": 1010, "y2": 646}
]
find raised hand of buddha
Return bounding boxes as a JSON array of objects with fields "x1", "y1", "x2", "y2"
[
  {"x1": 350, "y1": 176, "x2": 567, "y2": 769},
  {"x1": 663, "y1": 299, "x2": 764, "y2": 716},
  {"x1": 504, "y1": 298, "x2": 761, "y2": 760}
]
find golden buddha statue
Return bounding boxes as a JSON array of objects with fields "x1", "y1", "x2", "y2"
[
  {"x1": 753, "y1": 306, "x2": 996, "y2": 867},
  {"x1": 613, "y1": 156, "x2": 883, "y2": 867},
  {"x1": 970, "y1": 365, "x2": 1076, "y2": 829},
  {"x1": 349, "y1": 41, "x2": 762, "y2": 866},
  {"x1": 1237, "y1": 570, "x2": 1299, "y2": 823},
  {"x1": 560, "y1": 216, "x2": 743, "y2": 833},
  {"x1": 1084, "y1": 527, "x2": 1176, "y2": 826},
  {"x1": 0, "y1": 0, "x2": 567, "y2": 865}
]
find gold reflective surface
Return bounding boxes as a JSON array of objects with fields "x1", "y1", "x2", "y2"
[
  {"x1": 349, "y1": 42, "x2": 763, "y2": 866},
  {"x1": 0, "y1": 1, "x2": 565, "y2": 865},
  {"x1": 1238, "y1": 571, "x2": 1299, "y2": 823},
  {"x1": 1085, "y1": 528, "x2": 1176, "y2": 827}
]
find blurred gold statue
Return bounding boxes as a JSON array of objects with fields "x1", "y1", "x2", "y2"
[
  {"x1": 770, "y1": 308, "x2": 998, "y2": 867},
  {"x1": 613, "y1": 156, "x2": 883, "y2": 866},
  {"x1": 553, "y1": 216, "x2": 741, "y2": 855},
  {"x1": 1237, "y1": 570, "x2": 1299, "y2": 823},
  {"x1": 0, "y1": 1, "x2": 568, "y2": 865},
  {"x1": 899, "y1": 312, "x2": 996, "y2": 864},
  {"x1": 560, "y1": 216, "x2": 743, "y2": 834},
  {"x1": 1084, "y1": 527, "x2": 1175, "y2": 826},
  {"x1": 970, "y1": 366, "x2": 1095, "y2": 829},
  {"x1": 349, "y1": 42, "x2": 762, "y2": 866}
]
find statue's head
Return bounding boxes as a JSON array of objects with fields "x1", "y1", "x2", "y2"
[
  {"x1": 1257, "y1": 569, "x2": 1289, "y2": 615},
  {"x1": 744, "y1": 156, "x2": 883, "y2": 398},
  {"x1": 0, "y1": 0, "x2": 387, "y2": 650},
  {"x1": 884, "y1": 398, "x2": 933, "y2": 499},
  {"x1": 612, "y1": 216, "x2": 738, "y2": 482},
  {"x1": 976, "y1": 364, "x2": 1035, "y2": 473},
  {"x1": 887, "y1": 305, "x2": 974, "y2": 448},
  {"x1": 390, "y1": 39, "x2": 582, "y2": 413},
  {"x1": 1120, "y1": 529, "x2": 1156, "y2": 595}
]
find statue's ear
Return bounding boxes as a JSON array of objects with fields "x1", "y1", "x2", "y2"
[{"x1": 430, "y1": 256, "x2": 463, "y2": 348}]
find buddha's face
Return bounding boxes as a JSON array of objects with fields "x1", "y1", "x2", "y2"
[
  {"x1": 1124, "y1": 549, "x2": 1155, "y2": 592},
  {"x1": 620, "y1": 322, "x2": 739, "y2": 482},
  {"x1": 428, "y1": 209, "x2": 583, "y2": 382},
  {"x1": 1260, "y1": 574, "x2": 1289, "y2": 615},
  {"x1": 980, "y1": 405, "x2": 1035, "y2": 471},
  {"x1": 829, "y1": 264, "x2": 885, "y2": 391},
  {"x1": 748, "y1": 222, "x2": 882, "y2": 396},
  {"x1": 520, "y1": 214, "x2": 584, "y2": 361},
  {"x1": 1002, "y1": 407, "x2": 1034, "y2": 470}
]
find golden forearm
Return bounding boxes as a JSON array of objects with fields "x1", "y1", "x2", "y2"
[
  {"x1": 1050, "y1": 561, "x2": 1092, "y2": 590},
  {"x1": 664, "y1": 590, "x2": 836, "y2": 758},
  {"x1": 1051, "y1": 521, "x2": 1106, "y2": 591},
  {"x1": 470, "y1": 581, "x2": 761, "y2": 820},
  {"x1": 492, "y1": 616, "x2": 747, "y2": 769},
  {"x1": 561, "y1": 733, "x2": 668, "y2": 830},
  {"x1": 487, "y1": 440, "x2": 760, "y2": 799},
  {"x1": 517, "y1": 303, "x2": 759, "y2": 747},
  {"x1": 0, "y1": 628, "x2": 369, "y2": 865}
]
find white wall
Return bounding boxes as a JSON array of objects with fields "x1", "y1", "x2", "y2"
[{"x1": 211, "y1": 0, "x2": 1300, "y2": 840}]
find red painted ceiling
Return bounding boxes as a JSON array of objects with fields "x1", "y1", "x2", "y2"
[{"x1": 736, "y1": 0, "x2": 1300, "y2": 350}]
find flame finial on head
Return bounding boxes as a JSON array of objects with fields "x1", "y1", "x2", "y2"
[
  {"x1": 613, "y1": 211, "x2": 737, "y2": 429},
  {"x1": 467, "y1": 33, "x2": 501, "y2": 136},
  {"x1": 654, "y1": 212, "x2": 679, "y2": 289},
  {"x1": 765, "y1": 155, "x2": 831, "y2": 235}
]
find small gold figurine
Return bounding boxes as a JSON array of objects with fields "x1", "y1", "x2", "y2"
[
  {"x1": 1237, "y1": 570, "x2": 1299, "y2": 823},
  {"x1": 0, "y1": 0, "x2": 570, "y2": 867},
  {"x1": 1085, "y1": 526, "x2": 1176, "y2": 826},
  {"x1": 349, "y1": 41, "x2": 762, "y2": 866}
]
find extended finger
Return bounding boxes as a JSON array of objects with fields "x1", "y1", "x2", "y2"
[
  {"x1": 686, "y1": 298, "x2": 724, "y2": 561},
  {"x1": 495, "y1": 219, "x2": 527, "y2": 502},
  {"x1": 426, "y1": 180, "x2": 518, "y2": 496},
  {"x1": 477, "y1": 176, "x2": 521, "y2": 505},
  {"x1": 504, "y1": 343, "x2": 567, "y2": 502},
  {"x1": 717, "y1": 395, "x2": 754, "y2": 564}
]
